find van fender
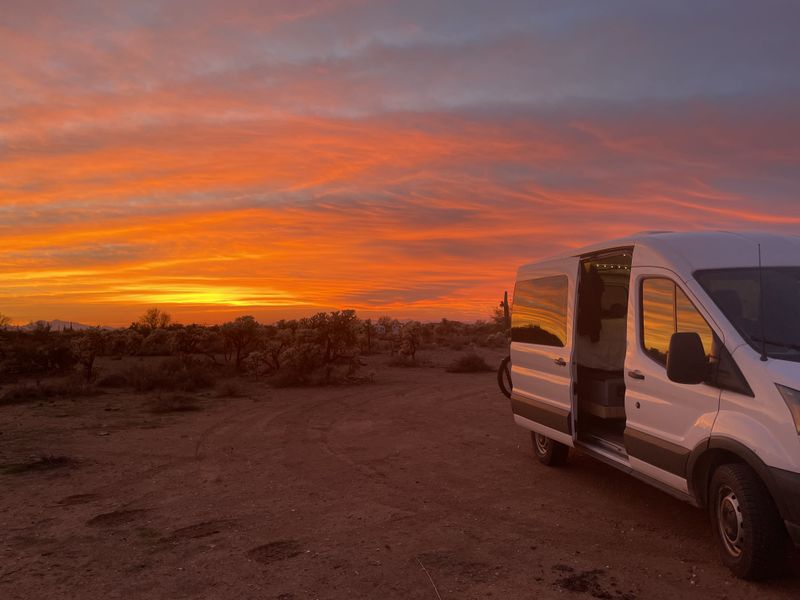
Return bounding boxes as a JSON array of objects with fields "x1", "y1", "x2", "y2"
[{"x1": 686, "y1": 436, "x2": 790, "y2": 520}]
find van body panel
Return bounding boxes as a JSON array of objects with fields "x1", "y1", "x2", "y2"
[
  {"x1": 628, "y1": 456, "x2": 690, "y2": 494},
  {"x1": 513, "y1": 414, "x2": 572, "y2": 447},
  {"x1": 623, "y1": 266, "x2": 722, "y2": 483},
  {"x1": 711, "y1": 347, "x2": 800, "y2": 472},
  {"x1": 510, "y1": 256, "x2": 579, "y2": 445}
]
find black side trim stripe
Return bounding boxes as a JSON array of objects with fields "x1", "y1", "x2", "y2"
[
  {"x1": 511, "y1": 397, "x2": 572, "y2": 435},
  {"x1": 624, "y1": 427, "x2": 689, "y2": 477}
]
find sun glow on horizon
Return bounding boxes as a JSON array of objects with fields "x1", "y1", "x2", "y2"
[{"x1": 2, "y1": 2, "x2": 799, "y2": 326}]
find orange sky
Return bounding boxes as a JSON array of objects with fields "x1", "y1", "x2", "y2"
[{"x1": 2, "y1": 1, "x2": 800, "y2": 326}]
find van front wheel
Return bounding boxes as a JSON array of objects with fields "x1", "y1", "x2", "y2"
[
  {"x1": 709, "y1": 463, "x2": 787, "y2": 579},
  {"x1": 532, "y1": 432, "x2": 569, "y2": 467}
]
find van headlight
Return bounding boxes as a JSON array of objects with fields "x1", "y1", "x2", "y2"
[{"x1": 776, "y1": 384, "x2": 800, "y2": 435}]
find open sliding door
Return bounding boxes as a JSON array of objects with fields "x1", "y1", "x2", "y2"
[{"x1": 509, "y1": 256, "x2": 580, "y2": 446}]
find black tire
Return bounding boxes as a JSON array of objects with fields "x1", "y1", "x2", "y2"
[
  {"x1": 497, "y1": 356, "x2": 512, "y2": 398},
  {"x1": 708, "y1": 463, "x2": 788, "y2": 579},
  {"x1": 531, "y1": 432, "x2": 569, "y2": 467}
]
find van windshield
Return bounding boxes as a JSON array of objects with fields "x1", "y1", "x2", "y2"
[{"x1": 695, "y1": 267, "x2": 800, "y2": 363}]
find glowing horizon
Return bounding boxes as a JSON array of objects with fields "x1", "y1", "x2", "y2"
[{"x1": 2, "y1": 1, "x2": 800, "y2": 326}]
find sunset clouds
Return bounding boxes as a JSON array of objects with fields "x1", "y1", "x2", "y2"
[{"x1": 2, "y1": 1, "x2": 800, "y2": 324}]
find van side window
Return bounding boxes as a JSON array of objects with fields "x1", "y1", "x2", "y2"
[
  {"x1": 512, "y1": 275, "x2": 568, "y2": 346},
  {"x1": 676, "y1": 287, "x2": 714, "y2": 356},
  {"x1": 641, "y1": 277, "x2": 753, "y2": 395},
  {"x1": 641, "y1": 278, "x2": 675, "y2": 365},
  {"x1": 642, "y1": 278, "x2": 714, "y2": 366},
  {"x1": 642, "y1": 277, "x2": 716, "y2": 358}
]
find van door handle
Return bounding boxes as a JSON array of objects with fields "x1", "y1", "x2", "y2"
[
  {"x1": 628, "y1": 370, "x2": 645, "y2": 380},
  {"x1": 554, "y1": 357, "x2": 567, "y2": 366}
]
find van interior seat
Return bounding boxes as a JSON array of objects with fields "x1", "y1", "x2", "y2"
[
  {"x1": 576, "y1": 317, "x2": 627, "y2": 372},
  {"x1": 576, "y1": 317, "x2": 627, "y2": 420}
]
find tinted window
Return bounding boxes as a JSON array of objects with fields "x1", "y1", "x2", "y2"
[
  {"x1": 641, "y1": 278, "x2": 674, "y2": 365},
  {"x1": 676, "y1": 287, "x2": 714, "y2": 357},
  {"x1": 512, "y1": 276, "x2": 568, "y2": 346},
  {"x1": 642, "y1": 279, "x2": 714, "y2": 366},
  {"x1": 695, "y1": 267, "x2": 800, "y2": 363},
  {"x1": 641, "y1": 277, "x2": 752, "y2": 395}
]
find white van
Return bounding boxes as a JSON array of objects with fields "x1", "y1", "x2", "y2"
[{"x1": 507, "y1": 231, "x2": 800, "y2": 579}]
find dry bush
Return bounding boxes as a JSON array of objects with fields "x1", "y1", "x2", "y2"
[
  {"x1": 96, "y1": 372, "x2": 129, "y2": 388},
  {"x1": 1, "y1": 376, "x2": 98, "y2": 404},
  {"x1": 215, "y1": 379, "x2": 245, "y2": 398},
  {"x1": 0, "y1": 332, "x2": 77, "y2": 381},
  {"x1": 148, "y1": 393, "x2": 200, "y2": 413},
  {"x1": 138, "y1": 329, "x2": 174, "y2": 356},
  {"x1": 445, "y1": 352, "x2": 493, "y2": 373},
  {"x1": 387, "y1": 354, "x2": 433, "y2": 368},
  {"x1": 483, "y1": 331, "x2": 510, "y2": 348},
  {"x1": 71, "y1": 329, "x2": 104, "y2": 381},
  {"x1": 221, "y1": 316, "x2": 261, "y2": 371},
  {"x1": 124, "y1": 357, "x2": 215, "y2": 393}
]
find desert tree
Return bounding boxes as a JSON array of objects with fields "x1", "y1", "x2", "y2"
[
  {"x1": 362, "y1": 318, "x2": 374, "y2": 354},
  {"x1": 136, "y1": 307, "x2": 172, "y2": 333},
  {"x1": 399, "y1": 321, "x2": 422, "y2": 363},
  {"x1": 0, "y1": 313, "x2": 11, "y2": 330},
  {"x1": 71, "y1": 329, "x2": 105, "y2": 382},
  {"x1": 302, "y1": 310, "x2": 359, "y2": 363},
  {"x1": 221, "y1": 316, "x2": 261, "y2": 371}
]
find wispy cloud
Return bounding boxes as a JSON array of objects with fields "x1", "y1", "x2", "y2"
[{"x1": 1, "y1": 1, "x2": 799, "y2": 324}]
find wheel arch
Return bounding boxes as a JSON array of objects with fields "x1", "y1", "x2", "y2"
[{"x1": 688, "y1": 437, "x2": 785, "y2": 517}]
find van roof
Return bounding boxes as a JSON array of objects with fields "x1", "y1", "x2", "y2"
[{"x1": 518, "y1": 231, "x2": 800, "y2": 276}]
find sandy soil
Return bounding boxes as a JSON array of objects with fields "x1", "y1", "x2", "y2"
[{"x1": 1, "y1": 350, "x2": 798, "y2": 599}]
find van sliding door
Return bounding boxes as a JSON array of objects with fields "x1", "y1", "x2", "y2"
[{"x1": 509, "y1": 257, "x2": 579, "y2": 446}]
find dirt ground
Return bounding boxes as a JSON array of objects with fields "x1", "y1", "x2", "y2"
[{"x1": 1, "y1": 349, "x2": 798, "y2": 600}]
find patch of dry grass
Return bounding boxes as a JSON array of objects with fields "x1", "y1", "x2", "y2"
[
  {"x1": 445, "y1": 352, "x2": 493, "y2": 373},
  {"x1": 148, "y1": 393, "x2": 202, "y2": 413}
]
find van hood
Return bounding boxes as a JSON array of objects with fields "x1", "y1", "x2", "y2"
[{"x1": 765, "y1": 358, "x2": 800, "y2": 391}]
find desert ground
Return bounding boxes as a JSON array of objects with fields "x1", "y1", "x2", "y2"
[{"x1": 1, "y1": 349, "x2": 798, "y2": 600}]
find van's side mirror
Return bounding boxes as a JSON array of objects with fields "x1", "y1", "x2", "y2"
[{"x1": 666, "y1": 332, "x2": 707, "y2": 384}]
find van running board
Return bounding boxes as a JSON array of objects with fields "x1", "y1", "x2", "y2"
[{"x1": 576, "y1": 435, "x2": 628, "y2": 464}]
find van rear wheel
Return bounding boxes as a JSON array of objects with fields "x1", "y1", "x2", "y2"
[
  {"x1": 709, "y1": 463, "x2": 787, "y2": 579},
  {"x1": 532, "y1": 432, "x2": 569, "y2": 466},
  {"x1": 497, "y1": 356, "x2": 512, "y2": 398}
]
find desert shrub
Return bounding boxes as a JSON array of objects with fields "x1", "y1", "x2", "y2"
[
  {"x1": 138, "y1": 328, "x2": 174, "y2": 356},
  {"x1": 221, "y1": 316, "x2": 261, "y2": 370},
  {"x1": 483, "y1": 331, "x2": 510, "y2": 348},
  {"x1": 96, "y1": 372, "x2": 129, "y2": 388},
  {"x1": 398, "y1": 321, "x2": 422, "y2": 361},
  {"x1": 124, "y1": 363, "x2": 170, "y2": 392},
  {"x1": 215, "y1": 379, "x2": 244, "y2": 398},
  {"x1": 71, "y1": 329, "x2": 105, "y2": 381},
  {"x1": 49, "y1": 375, "x2": 101, "y2": 397},
  {"x1": 1, "y1": 376, "x2": 98, "y2": 404},
  {"x1": 446, "y1": 352, "x2": 493, "y2": 373},
  {"x1": 0, "y1": 332, "x2": 77, "y2": 380},
  {"x1": 273, "y1": 342, "x2": 325, "y2": 386},
  {"x1": 446, "y1": 335, "x2": 470, "y2": 351},
  {"x1": 149, "y1": 393, "x2": 200, "y2": 413},
  {"x1": 1, "y1": 383, "x2": 46, "y2": 403},
  {"x1": 124, "y1": 357, "x2": 214, "y2": 393},
  {"x1": 387, "y1": 354, "x2": 416, "y2": 367}
]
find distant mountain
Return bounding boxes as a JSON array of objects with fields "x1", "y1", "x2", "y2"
[{"x1": 20, "y1": 319, "x2": 105, "y2": 332}]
